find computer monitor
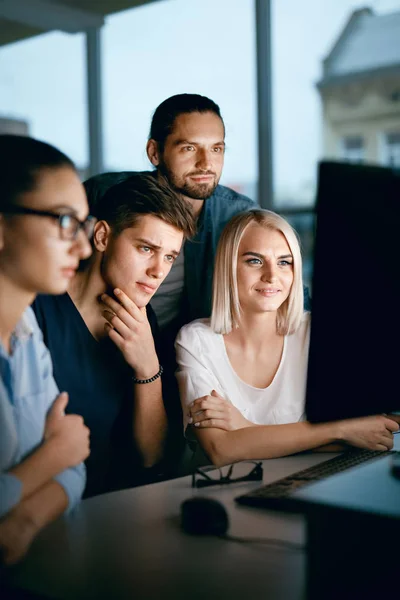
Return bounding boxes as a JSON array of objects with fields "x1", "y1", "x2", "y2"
[{"x1": 306, "y1": 161, "x2": 400, "y2": 423}]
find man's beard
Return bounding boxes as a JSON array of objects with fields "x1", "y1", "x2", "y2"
[{"x1": 158, "y1": 160, "x2": 219, "y2": 201}]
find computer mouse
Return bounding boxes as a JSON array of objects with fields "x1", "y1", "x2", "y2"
[{"x1": 180, "y1": 497, "x2": 229, "y2": 536}]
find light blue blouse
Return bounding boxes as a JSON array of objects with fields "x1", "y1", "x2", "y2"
[{"x1": 0, "y1": 307, "x2": 85, "y2": 518}]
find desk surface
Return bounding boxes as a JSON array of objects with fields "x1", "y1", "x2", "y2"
[{"x1": 5, "y1": 452, "x2": 337, "y2": 600}]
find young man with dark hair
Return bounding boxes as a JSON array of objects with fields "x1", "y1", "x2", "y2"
[{"x1": 32, "y1": 173, "x2": 195, "y2": 497}]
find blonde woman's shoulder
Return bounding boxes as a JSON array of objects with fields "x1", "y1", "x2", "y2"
[
  {"x1": 177, "y1": 318, "x2": 213, "y2": 340},
  {"x1": 175, "y1": 318, "x2": 218, "y2": 355}
]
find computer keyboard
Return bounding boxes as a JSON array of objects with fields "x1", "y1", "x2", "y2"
[{"x1": 235, "y1": 449, "x2": 398, "y2": 508}]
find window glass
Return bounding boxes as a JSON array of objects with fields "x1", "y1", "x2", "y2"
[
  {"x1": 384, "y1": 131, "x2": 400, "y2": 166},
  {"x1": 103, "y1": 0, "x2": 257, "y2": 198},
  {"x1": 0, "y1": 31, "x2": 87, "y2": 171},
  {"x1": 341, "y1": 135, "x2": 365, "y2": 163},
  {"x1": 272, "y1": 0, "x2": 400, "y2": 287},
  {"x1": 272, "y1": 0, "x2": 400, "y2": 210}
]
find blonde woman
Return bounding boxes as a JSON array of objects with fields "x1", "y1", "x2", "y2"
[{"x1": 176, "y1": 209, "x2": 399, "y2": 467}]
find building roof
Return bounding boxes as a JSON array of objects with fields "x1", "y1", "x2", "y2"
[
  {"x1": 0, "y1": 0, "x2": 160, "y2": 48},
  {"x1": 318, "y1": 7, "x2": 400, "y2": 88}
]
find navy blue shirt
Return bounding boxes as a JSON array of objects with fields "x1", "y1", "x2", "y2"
[{"x1": 32, "y1": 293, "x2": 159, "y2": 498}]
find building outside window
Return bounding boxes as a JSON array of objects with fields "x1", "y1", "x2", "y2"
[{"x1": 317, "y1": 7, "x2": 400, "y2": 169}]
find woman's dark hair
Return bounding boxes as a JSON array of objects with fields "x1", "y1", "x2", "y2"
[
  {"x1": 0, "y1": 134, "x2": 76, "y2": 209},
  {"x1": 149, "y1": 93, "x2": 224, "y2": 152}
]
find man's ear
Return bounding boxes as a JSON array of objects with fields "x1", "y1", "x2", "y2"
[
  {"x1": 146, "y1": 139, "x2": 160, "y2": 167},
  {"x1": 93, "y1": 220, "x2": 111, "y2": 253}
]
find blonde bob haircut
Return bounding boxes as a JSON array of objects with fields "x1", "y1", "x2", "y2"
[{"x1": 211, "y1": 209, "x2": 304, "y2": 336}]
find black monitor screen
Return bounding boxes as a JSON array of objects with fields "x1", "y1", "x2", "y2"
[{"x1": 306, "y1": 161, "x2": 400, "y2": 423}]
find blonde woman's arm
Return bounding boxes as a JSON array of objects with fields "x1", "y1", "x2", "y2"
[
  {"x1": 187, "y1": 394, "x2": 347, "y2": 452},
  {"x1": 193, "y1": 415, "x2": 398, "y2": 467},
  {"x1": 175, "y1": 323, "x2": 399, "y2": 466}
]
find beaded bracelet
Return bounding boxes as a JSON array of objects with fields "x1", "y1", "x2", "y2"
[{"x1": 132, "y1": 364, "x2": 163, "y2": 384}]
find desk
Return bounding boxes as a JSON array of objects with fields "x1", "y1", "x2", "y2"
[{"x1": 4, "y1": 452, "x2": 337, "y2": 600}]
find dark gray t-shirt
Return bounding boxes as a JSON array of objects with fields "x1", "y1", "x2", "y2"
[{"x1": 151, "y1": 246, "x2": 185, "y2": 329}]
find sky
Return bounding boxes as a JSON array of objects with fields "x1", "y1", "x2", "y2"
[{"x1": 0, "y1": 0, "x2": 399, "y2": 206}]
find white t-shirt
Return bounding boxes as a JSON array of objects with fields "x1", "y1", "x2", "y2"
[{"x1": 175, "y1": 313, "x2": 311, "y2": 431}]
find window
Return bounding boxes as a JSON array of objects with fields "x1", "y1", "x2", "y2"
[
  {"x1": 384, "y1": 132, "x2": 400, "y2": 167},
  {"x1": 0, "y1": 31, "x2": 87, "y2": 172},
  {"x1": 103, "y1": 0, "x2": 257, "y2": 196},
  {"x1": 341, "y1": 136, "x2": 365, "y2": 163},
  {"x1": 271, "y1": 0, "x2": 400, "y2": 287}
]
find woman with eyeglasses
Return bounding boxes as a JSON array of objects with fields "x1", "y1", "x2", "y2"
[
  {"x1": 0, "y1": 134, "x2": 92, "y2": 564},
  {"x1": 176, "y1": 209, "x2": 400, "y2": 467}
]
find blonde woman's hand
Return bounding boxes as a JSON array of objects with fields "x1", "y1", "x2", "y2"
[
  {"x1": 188, "y1": 390, "x2": 254, "y2": 431},
  {"x1": 336, "y1": 414, "x2": 400, "y2": 451}
]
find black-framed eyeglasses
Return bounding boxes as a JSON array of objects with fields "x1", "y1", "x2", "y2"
[
  {"x1": 192, "y1": 462, "x2": 263, "y2": 488},
  {"x1": 1, "y1": 206, "x2": 97, "y2": 241}
]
